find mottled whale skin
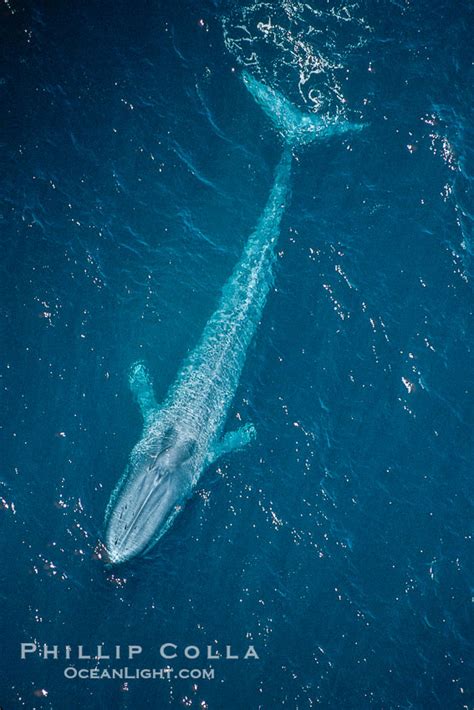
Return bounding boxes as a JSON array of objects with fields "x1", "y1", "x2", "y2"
[{"x1": 104, "y1": 72, "x2": 364, "y2": 564}]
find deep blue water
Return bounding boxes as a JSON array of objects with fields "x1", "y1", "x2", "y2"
[{"x1": 1, "y1": 1, "x2": 473, "y2": 708}]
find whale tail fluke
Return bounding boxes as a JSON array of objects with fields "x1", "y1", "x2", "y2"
[{"x1": 242, "y1": 70, "x2": 365, "y2": 147}]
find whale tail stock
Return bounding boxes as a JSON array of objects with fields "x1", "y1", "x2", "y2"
[{"x1": 242, "y1": 70, "x2": 365, "y2": 147}]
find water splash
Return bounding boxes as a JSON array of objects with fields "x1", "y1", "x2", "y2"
[{"x1": 223, "y1": 0, "x2": 371, "y2": 116}]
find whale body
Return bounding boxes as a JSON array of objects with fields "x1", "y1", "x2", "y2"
[{"x1": 104, "y1": 73, "x2": 364, "y2": 564}]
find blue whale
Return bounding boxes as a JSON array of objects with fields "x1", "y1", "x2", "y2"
[{"x1": 104, "y1": 72, "x2": 364, "y2": 564}]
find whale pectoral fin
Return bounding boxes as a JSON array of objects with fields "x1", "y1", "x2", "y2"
[
  {"x1": 209, "y1": 423, "x2": 257, "y2": 464},
  {"x1": 129, "y1": 361, "x2": 158, "y2": 422}
]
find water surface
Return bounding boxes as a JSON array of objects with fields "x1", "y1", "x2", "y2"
[{"x1": 0, "y1": 1, "x2": 473, "y2": 708}]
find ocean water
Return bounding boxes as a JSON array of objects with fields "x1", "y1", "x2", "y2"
[{"x1": 1, "y1": 1, "x2": 473, "y2": 708}]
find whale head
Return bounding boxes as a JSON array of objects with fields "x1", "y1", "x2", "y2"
[{"x1": 104, "y1": 425, "x2": 198, "y2": 564}]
